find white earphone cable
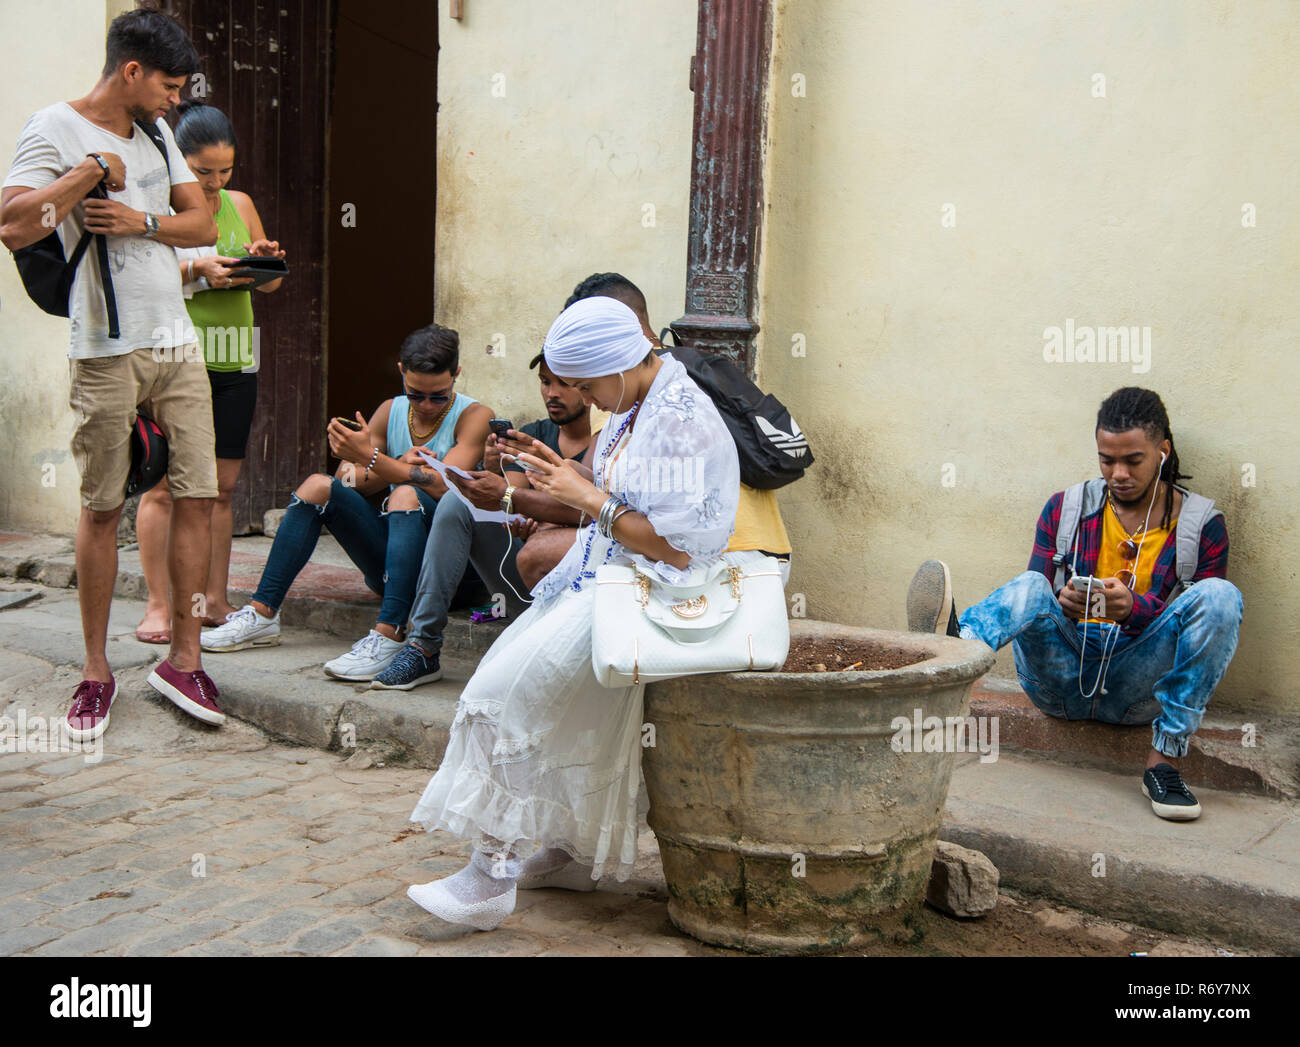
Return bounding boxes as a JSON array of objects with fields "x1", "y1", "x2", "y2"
[{"x1": 1076, "y1": 451, "x2": 1167, "y2": 699}]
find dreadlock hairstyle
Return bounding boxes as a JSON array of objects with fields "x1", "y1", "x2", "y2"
[{"x1": 1096, "y1": 387, "x2": 1189, "y2": 530}]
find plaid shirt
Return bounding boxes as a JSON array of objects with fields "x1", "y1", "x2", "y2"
[{"x1": 1027, "y1": 489, "x2": 1230, "y2": 636}]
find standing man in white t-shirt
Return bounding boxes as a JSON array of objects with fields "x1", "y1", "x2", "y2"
[{"x1": 0, "y1": 10, "x2": 229, "y2": 741}]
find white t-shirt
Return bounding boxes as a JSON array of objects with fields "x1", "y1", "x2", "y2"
[{"x1": 3, "y1": 102, "x2": 199, "y2": 359}]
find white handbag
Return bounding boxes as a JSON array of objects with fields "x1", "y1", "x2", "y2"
[{"x1": 591, "y1": 559, "x2": 790, "y2": 687}]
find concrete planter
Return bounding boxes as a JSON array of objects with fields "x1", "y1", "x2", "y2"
[{"x1": 642, "y1": 619, "x2": 996, "y2": 954}]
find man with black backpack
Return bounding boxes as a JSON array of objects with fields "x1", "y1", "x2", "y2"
[
  {"x1": 905, "y1": 388, "x2": 1243, "y2": 822},
  {"x1": 0, "y1": 10, "x2": 224, "y2": 741}
]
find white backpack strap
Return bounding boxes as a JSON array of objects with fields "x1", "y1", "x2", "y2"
[
  {"x1": 1053, "y1": 483, "x2": 1084, "y2": 591},
  {"x1": 1053, "y1": 479, "x2": 1107, "y2": 591},
  {"x1": 1169, "y1": 488, "x2": 1221, "y2": 599}
]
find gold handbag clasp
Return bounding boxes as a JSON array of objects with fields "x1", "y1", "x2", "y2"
[{"x1": 670, "y1": 594, "x2": 708, "y2": 618}]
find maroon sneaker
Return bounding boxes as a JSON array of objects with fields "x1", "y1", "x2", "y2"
[
  {"x1": 148, "y1": 659, "x2": 226, "y2": 726},
  {"x1": 64, "y1": 678, "x2": 116, "y2": 742}
]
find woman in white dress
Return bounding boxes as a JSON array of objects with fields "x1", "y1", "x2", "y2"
[{"x1": 406, "y1": 296, "x2": 740, "y2": 930}]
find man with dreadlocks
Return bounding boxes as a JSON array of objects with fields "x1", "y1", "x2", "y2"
[{"x1": 905, "y1": 387, "x2": 1243, "y2": 821}]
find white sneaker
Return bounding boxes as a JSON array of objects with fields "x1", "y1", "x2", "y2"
[
  {"x1": 323, "y1": 630, "x2": 404, "y2": 681},
  {"x1": 201, "y1": 604, "x2": 281, "y2": 652}
]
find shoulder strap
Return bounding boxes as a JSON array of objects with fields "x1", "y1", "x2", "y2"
[
  {"x1": 1169, "y1": 486, "x2": 1222, "y2": 597},
  {"x1": 133, "y1": 118, "x2": 171, "y2": 174},
  {"x1": 1052, "y1": 479, "x2": 1107, "y2": 590}
]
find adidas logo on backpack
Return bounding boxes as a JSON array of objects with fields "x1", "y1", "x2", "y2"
[{"x1": 756, "y1": 415, "x2": 809, "y2": 460}]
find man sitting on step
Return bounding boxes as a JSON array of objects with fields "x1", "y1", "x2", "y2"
[
  {"x1": 201, "y1": 323, "x2": 493, "y2": 682},
  {"x1": 906, "y1": 386, "x2": 1243, "y2": 822}
]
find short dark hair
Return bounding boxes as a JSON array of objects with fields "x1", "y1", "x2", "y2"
[
  {"x1": 398, "y1": 323, "x2": 459, "y2": 374},
  {"x1": 563, "y1": 272, "x2": 656, "y2": 365},
  {"x1": 528, "y1": 350, "x2": 545, "y2": 371},
  {"x1": 564, "y1": 272, "x2": 648, "y2": 317},
  {"x1": 1096, "y1": 386, "x2": 1188, "y2": 530},
  {"x1": 174, "y1": 102, "x2": 236, "y2": 155},
  {"x1": 104, "y1": 9, "x2": 201, "y2": 79}
]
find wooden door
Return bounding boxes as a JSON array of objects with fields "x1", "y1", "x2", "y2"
[{"x1": 174, "y1": 0, "x2": 333, "y2": 533}]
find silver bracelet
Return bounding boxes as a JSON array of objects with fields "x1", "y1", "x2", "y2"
[
  {"x1": 607, "y1": 504, "x2": 633, "y2": 538},
  {"x1": 597, "y1": 495, "x2": 624, "y2": 539}
]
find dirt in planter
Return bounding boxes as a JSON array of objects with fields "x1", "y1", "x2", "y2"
[{"x1": 781, "y1": 637, "x2": 928, "y2": 673}]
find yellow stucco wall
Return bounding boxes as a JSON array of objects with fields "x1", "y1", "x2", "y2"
[
  {"x1": 0, "y1": 3, "x2": 125, "y2": 534},
  {"x1": 431, "y1": 0, "x2": 698, "y2": 430},
  {"x1": 758, "y1": 0, "x2": 1300, "y2": 714}
]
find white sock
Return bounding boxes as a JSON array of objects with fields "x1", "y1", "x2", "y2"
[{"x1": 437, "y1": 849, "x2": 517, "y2": 905}]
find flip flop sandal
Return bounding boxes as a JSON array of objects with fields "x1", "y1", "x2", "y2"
[{"x1": 134, "y1": 629, "x2": 171, "y2": 645}]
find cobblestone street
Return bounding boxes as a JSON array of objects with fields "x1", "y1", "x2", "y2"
[
  {"x1": 1, "y1": 669, "x2": 710, "y2": 958},
  {"x1": 0, "y1": 583, "x2": 1269, "y2": 958}
]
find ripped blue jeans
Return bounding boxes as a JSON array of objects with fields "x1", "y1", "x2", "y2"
[
  {"x1": 252, "y1": 477, "x2": 437, "y2": 628},
  {"x1": 958, "y1": 571, "x2": 1243, "y2": 758}
]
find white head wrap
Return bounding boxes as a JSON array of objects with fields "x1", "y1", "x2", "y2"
[{"x1": 542, "y1": 296, "x2": 651, "y2": 379}]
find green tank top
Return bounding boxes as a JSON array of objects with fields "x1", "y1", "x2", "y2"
[{"x1": 186, "y1": 189, "x2": 257, "y2": 372}]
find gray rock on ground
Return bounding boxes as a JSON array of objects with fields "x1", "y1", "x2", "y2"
[{"x1": 927, "y1": 839, "x2": 999, "y2": 918}]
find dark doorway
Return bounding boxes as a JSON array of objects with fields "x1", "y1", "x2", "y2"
[
  {"x1": 176, "y1": 0, "x2": 333, "y2": 533},
  {"x1": 174, "y1": 0, "x2": 437, "y2": 531},
  {"x1": 326, "y1": 1, "x2": 438, "y2": 431}
]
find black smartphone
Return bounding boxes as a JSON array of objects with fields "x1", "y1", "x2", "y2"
[
  {"x1": 489, "y1": 418, "x2": 513, "y2": 438},
  {"x1": 332, "y1": 416, "x2": 363, "y2": 431}
]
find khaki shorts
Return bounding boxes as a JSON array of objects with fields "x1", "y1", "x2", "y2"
[{"x1": 69, "y1": 345, "x2": 218, "y2": 511}]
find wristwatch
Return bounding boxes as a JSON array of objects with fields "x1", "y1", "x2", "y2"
[
  {"x1": 500, "y1": 485, "x2": 516, "y2": 515},
  {"x1": 142, "y1": 213, "x2": 160, "y2": 238},
  {"x1": 86, "y1": 153, "x2": 110, "y2": 183}
]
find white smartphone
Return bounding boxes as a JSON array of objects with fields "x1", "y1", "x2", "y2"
[
  {"x1": 503, "y1": 453, "x2": 542, "y2": 473},
  {"x1": 1069, "y1": 575, "x2": 1100, "y2": 591}
]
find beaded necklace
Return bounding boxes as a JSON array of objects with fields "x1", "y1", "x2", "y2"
[{"x1": 570, "y1": 401, "x2": 639, "y2": 592}]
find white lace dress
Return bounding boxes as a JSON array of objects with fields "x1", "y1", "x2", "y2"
[{"x1": 409, "y1": 353, "x2": 741, "y2": 880}]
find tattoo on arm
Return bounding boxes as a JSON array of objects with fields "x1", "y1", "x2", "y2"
[{"x1": 409, "y1": 465, "x2": 432, "y2": 485}]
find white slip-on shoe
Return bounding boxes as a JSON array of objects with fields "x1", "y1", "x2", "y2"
[
  {"x1": 201, "y1": 604, "x2": 280, "y2": 652},
  {"x1": 517, "y1": 848, "x2": 599, "y2": 892},
  {"x1": 406, "y1": 880, "x2": 517, "y2": 931},
  {"x1": 323, "y1": 630, "x2": 405, "y2": 681}
]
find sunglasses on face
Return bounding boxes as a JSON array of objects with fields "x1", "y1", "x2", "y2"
[{"x1": 404, "y1": 381, "x2": 454, "y2": 404}]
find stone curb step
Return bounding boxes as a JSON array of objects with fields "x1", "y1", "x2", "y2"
[
  {"x1": 941, "y1": 752, "x2": 1299, "y2": 956},
  {"x1": 970, "y1": 680, "x2": 1298, "y2": 800}
]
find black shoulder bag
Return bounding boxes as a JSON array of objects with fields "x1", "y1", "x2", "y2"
[{"x1": 11, "y1": 118, "x2": 171, "y2": 339}]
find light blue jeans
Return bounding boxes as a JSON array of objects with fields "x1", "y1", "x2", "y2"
[{"x1": 958, "y1": 571, "x2": 1244, "y2": 758}]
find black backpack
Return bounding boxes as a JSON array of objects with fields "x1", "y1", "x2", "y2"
[
  {"x1": 11, "y1": 118, "x2": 171, "y2": 340},
  {"x1": 656, "y1": 331, "x2": 814, "y2": 490}
]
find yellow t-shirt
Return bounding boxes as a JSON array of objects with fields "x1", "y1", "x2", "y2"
[
  {"x1": 1084, "y1": 500, "x2": 1174, "y2": 623},
  {"x1": 591, "y1": 406, "x2": 792, "y2": 556},
  {"x1": 728, "y1": 484, "x2": 792, "y2": 555}
]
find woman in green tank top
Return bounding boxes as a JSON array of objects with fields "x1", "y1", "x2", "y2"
[{"x1": 134, "y1": 103, "x2": 287, "y2": 643}]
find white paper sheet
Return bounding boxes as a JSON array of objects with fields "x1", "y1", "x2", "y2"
[{"x1": 417, "y1": 450, "x2": 526, "y2": 525}]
